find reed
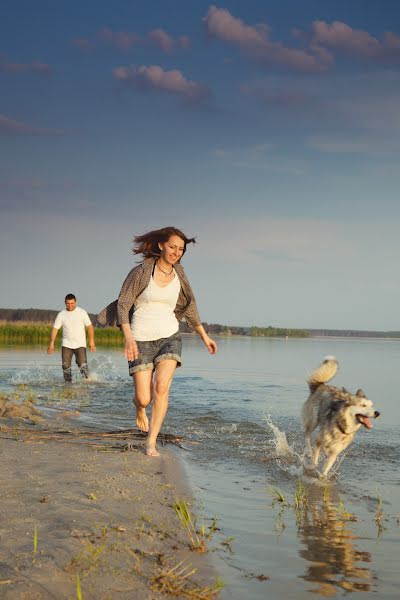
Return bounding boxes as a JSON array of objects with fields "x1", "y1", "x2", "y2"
[
  {"x1": 267, "y1": 485, "x2": 288, "y2": 506},
  {"x1": 174, "y1": 499, "x2": 215, "y2": 553},
  {"x1": 68, "y1": 542, "x2": 106, "y2": 575},
  {"x1": 336, "y1": 498, "x2": 357, "y2": 522},
  {"x1": 0, "y1": 323, "x2": 54, "y2": 345},
  {"x1": 150, "y1": 560, "x2": 224, "y2": 599},
  {"x1": 33, "y1": 525, "x2": 38, "y2": 558},
  {"x1": 76, "y1": 574, "x2": 83, "y2": 600},
  {"x1": 375, "y1": 495, "x2": 386, "y2": 535},
  {"x1": 0, "y1": 323, "x2": 123, "y2": 347},
  {"x1": 293, "y1": 480, "x2": 308, "y2": 510}
]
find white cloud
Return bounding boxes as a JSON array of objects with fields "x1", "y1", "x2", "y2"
[
  {"x1": 310, "y1": 20, "x2": 400, "y2": 62},
  {"x1": 113, "y1": 64, "x2": 212, "y2": 103},
  {"x1": 203, "y1": 6, "x2": 331, "y2": 72}
]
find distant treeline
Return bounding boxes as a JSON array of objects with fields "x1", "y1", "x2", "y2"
[
  {"x1": 306, "y1": 328, "x2": 400, "y2": 338},
  {"x1": 1, "y1": 308, "x2": 399, "y2": 340},
  {"x1": 0, "y1": 308, "x2": 97, "y2": 324}
]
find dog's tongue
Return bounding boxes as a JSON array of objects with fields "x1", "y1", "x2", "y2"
[{"x1": 358, "y1": 415, "x2": 372, "y2": 429}]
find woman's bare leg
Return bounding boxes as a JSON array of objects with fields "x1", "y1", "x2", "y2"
[
  {"x1": 133, "y1": 369, "x2": 153, "y2": 432},
  {"x1": 146, "y1": 360, "x2": 177, "y2": 456}
]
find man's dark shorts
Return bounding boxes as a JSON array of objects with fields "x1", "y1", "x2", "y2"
[
  {"x1": 61, "y1": 346, "x2": 88, "y2": 382},
  {"x1": 128, "y1": 331, "x2": 182, "y2": 376}
]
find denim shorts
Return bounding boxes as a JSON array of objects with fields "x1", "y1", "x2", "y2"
[{"x1": 128, "y1": 331, "x2": 182, "y2": 375}]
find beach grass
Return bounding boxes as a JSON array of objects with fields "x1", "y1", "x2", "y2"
[
  {"x1": 293, "y1": 480, "x2": 309, "y2": 510},
  {"x1": 174, "y1": 499, "x2": 216, "y2": 553},
  {"x1": 0, "y1": 322, "x2": 123, "y2": 347},
  {"x1": 268, "y1": 485, "x2": 289, "y2": 506},
  {"x1": 76, "y1": 574, "x2": 83, "y2": 600},
  {"x1": 33, "y1": 525, "x2": 38, "y2": 559},
  {"x1": 375, "y1": 495, "x2": 386, "y2": 535},
  {"x1": 150, "y1": 560, "x2": 224, "y2": 599}
]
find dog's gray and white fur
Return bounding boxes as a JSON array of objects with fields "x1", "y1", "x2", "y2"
[{"x1": 302, "y1": 356, "x2": 380, "y2": 477}]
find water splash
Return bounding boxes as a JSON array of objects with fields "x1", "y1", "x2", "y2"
[
  {"x1": 10, "y1": 361, "x2": 60, "y2": 385},
  {"x1": 262, "y1": 414, "x2": 348, "y2": 483},
  {"x1": 263, "y1": 414, "x2": 297, "y2": 457},
  {"x1": 9, "y1": 355, "x2": 124, "y2": 386},
  {"x1": 262, "y1": 414, "x2": 319, "y2": 479},
  {"x1": 87, "y1": 355, "x2": 125, "y2": 383}
]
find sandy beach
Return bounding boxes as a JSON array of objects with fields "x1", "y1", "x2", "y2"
[
  {"x1": 1, "y1": 342, "x2": 400, "y2": 599},
  {"x1": 0, "y1": 413, "x2": 218, "y2": 599}
]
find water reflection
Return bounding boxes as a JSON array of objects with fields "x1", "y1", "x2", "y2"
[{"x1": 297, "y1": 487, "x2": 374, "y2": 595}]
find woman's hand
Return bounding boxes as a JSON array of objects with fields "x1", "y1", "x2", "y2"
[
  {"x1": 121, "y1": 324, "x2": 139, "y2": 361},
  {"x1": 124, "y1": 338, "x2": 139, "y2": 361},
  {"x1": 203, "y1": 335, "x2": 218, "y2": 355},
  {"x1": 195, "y1": 325, "x2": 218, "y2": 355}
]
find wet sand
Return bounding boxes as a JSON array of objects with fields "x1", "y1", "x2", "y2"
[{"x1": 0, "y1": 423, "x2": 217, "y2": 599}]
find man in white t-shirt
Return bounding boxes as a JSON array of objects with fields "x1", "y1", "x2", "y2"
[{"x1": 47, "y1": 293, "x2": 96, "y2": 382}]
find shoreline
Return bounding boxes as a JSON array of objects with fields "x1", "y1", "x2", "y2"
[
  {"x1": 0, "y1": 420, "x2": 218, "y2": 599},
  {"x1": 2, "y1": 330, "x2": 400, "y2": 352}
]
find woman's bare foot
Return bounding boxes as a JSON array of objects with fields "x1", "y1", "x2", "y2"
[
  {"x1": 145, "y1": 445, "x2": 160, "y2": 457},
  {"x1": 136, "y1": 407, "x2": 149, "y2": 432}
]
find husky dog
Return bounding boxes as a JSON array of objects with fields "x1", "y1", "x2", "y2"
[{"x1": 302, "y1": 356, "x2": 380, "y2": 477}]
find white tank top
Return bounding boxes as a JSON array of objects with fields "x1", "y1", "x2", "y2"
[{"x1": 131, "y1": 272, "x2": 181, "y2": 341}]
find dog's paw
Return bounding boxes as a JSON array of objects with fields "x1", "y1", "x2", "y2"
[{"x1": 303, "y1": 463, "x2": 318, "y2": 477}]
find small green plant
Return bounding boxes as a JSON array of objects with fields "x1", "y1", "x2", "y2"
[
  {"x1": 68, "y1": 542, "x2": 106, "y2": 575},
  {"x1": 76, "y1": 574, "x2": 83, "y2": 600},
  {"x1": 174, "y1": 499, "x2": 214, "y2": 553},
  {"x1": 293, "y1": 480, "x2": 308, "y2": 510},
  {"x1": 274, "y1": 509, "x2": 286, "y2": 536},
  {"x1": 33, "y1": 525, "x2": 38, "y2": 559},
  {"x1": 375, "y1": 495, "x2": 386, "y2": 535},
  {"x1": 268, "y1": 485, "x2": 288, "y2": 506},
  {"x1": 208, "y1": 516, "x2": 218, "y2": 536},
  {"x1": 220, "y1": 536, "x2": 235, "y2": 553},
  {"x1": 150, "y1": 560, "x2": 224, "y2": 598},
  {"x1": 336, "y1": 498, "x2": 357, "y2": 521},
  {"x1": 141, "y1": 512, "x2": 152, "y2": 524},
  {"x1": 17, "y1": 383, "x2": 29, "y2": 391}
]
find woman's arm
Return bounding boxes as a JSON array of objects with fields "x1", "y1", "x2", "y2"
[
  {"x1": 195, "y1": 324, "x2": 218, "y2": 355},
  {"x1": 117, "y1": 266, "x2": 141, "y2": 326},
  {"x1": 121, "y1": 323, "x2": 139, "y2": 361},
  {"x1": 117, "y1": 264, "x2": 143, "y2": 360}
]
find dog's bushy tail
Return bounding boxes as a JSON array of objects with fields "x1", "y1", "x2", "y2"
[{"x1": 308, "y1": 356, "x2": 338, "y2": 393}]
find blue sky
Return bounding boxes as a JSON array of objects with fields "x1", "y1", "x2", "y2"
[{"x1": 1, "y1": 0, "x2": 400, "y2": 329}]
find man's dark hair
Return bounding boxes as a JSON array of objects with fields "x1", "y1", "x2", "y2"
[{"x1": 65, "y1": 293, "x2": 76, "y2": 302}]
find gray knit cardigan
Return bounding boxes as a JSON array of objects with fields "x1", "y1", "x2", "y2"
[{"x1": 97, "y1": 258, "x2": 202, "y2": 330}]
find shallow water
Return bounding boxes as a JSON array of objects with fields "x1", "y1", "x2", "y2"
[{"x1": 1, "y1": 337, "x2": 399, "y2": 598}]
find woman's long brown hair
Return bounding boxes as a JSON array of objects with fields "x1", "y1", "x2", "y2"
[{"x1": 133, "y1": 226, "x2": 196, "y2": 259}]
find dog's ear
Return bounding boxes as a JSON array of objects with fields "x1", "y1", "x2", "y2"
[
  {"x1": 330, "y1": 400, "x2": 347, "y2": 412},
  {"x1": 356, "y1": 389, "x2": 365, "y2": 397}
]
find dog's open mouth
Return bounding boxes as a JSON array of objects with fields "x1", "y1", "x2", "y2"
[{"x1": 356, "y1": 414, "x2": 373, "y2": 429}]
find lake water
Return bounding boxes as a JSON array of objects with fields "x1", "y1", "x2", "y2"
[{"x1": 1, "y1": 336, "x2": 399, "y2": 598}]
